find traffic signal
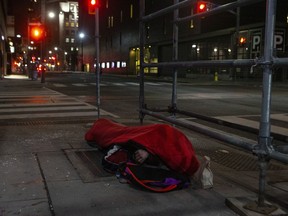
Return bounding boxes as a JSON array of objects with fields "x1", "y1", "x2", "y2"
[
  {"x1": 239, "y1": 37, "x2": 247, "y2": 47},
  {"x1": 30, "y1": 25, "x2": 45, "y2": 41},
  {"x1": 196, "y1": 1, "x2": 208, "y2": 13},
  {"x1": 88, "y1": 0, "x2": 100, "y2": 15}
]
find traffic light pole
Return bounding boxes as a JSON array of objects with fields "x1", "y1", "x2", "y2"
[
  {"x1": 95, "y1": 7, "x2": 100, "y2": 118},
  {"x1": 41, "y1": 0, "x2": 46, "y2": 83}
]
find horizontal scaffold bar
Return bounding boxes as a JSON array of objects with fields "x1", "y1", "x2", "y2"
[{"x1": 143, "y1": 59, "x2": 256, "y2": 68}]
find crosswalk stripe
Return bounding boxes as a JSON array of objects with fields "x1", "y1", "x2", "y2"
[
  {"x1": 270, "y1": 113, "x2": 288, "y2": 122},
  {"x1": 145, "y1": 82, "x2": 161, "y2": 86},
  {"x1": 112, "y1": 83, "x2": 126, "y2": 86},
  {"x1": 0, "y1": 102, "x2": 87, "y2": 108},
  {"x1": 51, "y1": 82, "x2": 169, "y2": 88},
  {"x1": 0, "y1": 88, "x2": 118, "y2": 120},
  {"x1": 72, "y1": 83, "x2": 88, "y2": 87},
  {"x1": 0, "y1": 111, "x2": 100, "y2": 120},
  {"x1": 0, "y1": 106, "x2": 95, "y2": 113},
  {"x1": 53, "y1": 83, "x2": 67, "y2": 87},
  {"x1": 124, "y1": 82, "x2": 139, "y2": 86}
]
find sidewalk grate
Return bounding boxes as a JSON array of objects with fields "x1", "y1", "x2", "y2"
[
  {"x1": 74, "y1": 150, "x2": 112, "y2": 178},
  {"x1": 195, "y1": 145, "x2": 288, "y2": 171}
]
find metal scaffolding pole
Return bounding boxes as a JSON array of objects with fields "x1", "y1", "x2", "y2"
[
  {"x1": 248, "y1": 0, "x2": 277, "y2": 211},
  {"x1": 139, "y1": 0, "x2": 145, "y2": 123},
  {"x1": 95, "y1": 7, "x2": 100, "y2": 118},
  {"x1": 171, "y1": 0, "x2": 179, "y2": 114},
  {"x1": 138, "y1": 0, "x2": 287, "y2": 213}
]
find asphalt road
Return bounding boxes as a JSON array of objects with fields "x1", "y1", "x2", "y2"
[{"x1": 44, "y1": 73, "x2": 288, "y2": 144}]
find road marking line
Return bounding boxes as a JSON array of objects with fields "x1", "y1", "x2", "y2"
[
  {"x1": 125, "y1": 82, "x2": 139, "y2": 86},
  {"x1": 53, "y1": 83, "x2": 67, "y2": 87},
  {"x1": 112, "y1": 83, "x2": 126, "y2": 86},
  {"x1": 0, "y1": 106, "x2": 95, "y2": 113},
  {"x1": 72, "y1": 83, "x2": 88, "y2": 87},
  {"x1": 145, "y1": 82, "x2": 161, "y2": 86}
]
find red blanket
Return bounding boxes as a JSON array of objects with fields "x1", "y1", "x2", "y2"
[{"x1": 85, "y1": 118, "x2": 199, "y2": 176}]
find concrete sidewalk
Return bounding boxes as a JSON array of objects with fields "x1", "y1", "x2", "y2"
[{"x1": 0, "y1": 75, "x2": 287, "y2": 216}]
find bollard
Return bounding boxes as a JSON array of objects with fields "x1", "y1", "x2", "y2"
[{"x1": 214, "y1": 72, "x2": 218, "y2": 81}]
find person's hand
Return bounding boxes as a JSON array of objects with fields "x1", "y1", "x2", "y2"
[{"x1": 134, "y1": 149, "x2": 149, "y2": 164}]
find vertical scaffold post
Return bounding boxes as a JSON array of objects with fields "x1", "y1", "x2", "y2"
[
  {"x1": 139, "y1": 0, "x2": 145, "y2": 124},
  {"x1": 170, "y1": 0, "x2": 179, "y2": 116},
  {"x1": 245, "y1": 0, "x2": 277, "y2": 214},
  {"x1": 95, "y1": 6, "x2": 100, "y2": 118},
  {"x1": 257, "y1": 0, "x2": 276, "y2": 207}
]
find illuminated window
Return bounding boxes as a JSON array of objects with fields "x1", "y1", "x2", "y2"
[
  {"x1": 106, "y1": 62, "x2": 110, "y2": 68},
  {"x1": 71, "y1": 38, "x2": 75, "y2": 43},
  {"x1": 120, "y1": 10, "x2": 123, "y2": 23},
  {"x1": 116, "y1": 61, "x2": 121, "y2": 68},
  {"x1": 111, "y1": 16, "x2": 114, "y2": 27},
  {"x1": 65, "y1": 38, "x2": 70, "y2": 43},
  {"x1": 121, "y1": 61, "x2": 126, "y2": 68},
  {"x1": 130, "y1": 4, "x2": 133, "y2": 18},
  {"x1": 108, "y1": 16, "x2": 114, "y2": 28},
  {"x1": 111, "y1": 62, "x2": 115, "y2": 68}
]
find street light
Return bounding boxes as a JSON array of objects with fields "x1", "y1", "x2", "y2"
[
  {"x1": 79, "y1": 32, "x2": 85, "y2": 71},
  {"x1": 48, "y1": 11, "x2": 55, "y2": 19}
]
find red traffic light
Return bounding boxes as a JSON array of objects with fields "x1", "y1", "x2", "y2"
[
  {"x1": 196, "y1": 1, "x2": 208, "y2": 13},
  {"x1": 88, "y1": 0, "x2": 99, "y2": 14},
  {"x1": 30, "y1": 25, "x2": 45, "y2": 41},
  {"x1": 239, "y1": 37, "x2": 247, "y2": 46}
]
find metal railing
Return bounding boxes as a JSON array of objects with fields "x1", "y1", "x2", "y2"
[{"x1": 139, "y1": 0, "x2": 288, "y2": 213}]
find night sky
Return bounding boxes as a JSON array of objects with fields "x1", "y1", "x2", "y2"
[{"x1": 9, "y1": 0, "x2": 41, "y2": 38}]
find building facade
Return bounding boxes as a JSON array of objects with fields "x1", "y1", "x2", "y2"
[
  {"x1": 0, "y1": 0, "x2": 8, "y2": 77},
  {"x1": 45, "y1": 1, "x2": 80, "y2": 71},
  {"x1": 80, "y1": 0, "x2": 288, "y2": 81}
]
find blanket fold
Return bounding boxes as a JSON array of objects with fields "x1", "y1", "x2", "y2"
[{"x1": 85, "y1": 118, "x2": 199, "y2": 176}]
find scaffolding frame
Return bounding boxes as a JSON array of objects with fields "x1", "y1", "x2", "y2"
[{"x1": 139, "y1": 0, "x2": 288, "y2": 213}]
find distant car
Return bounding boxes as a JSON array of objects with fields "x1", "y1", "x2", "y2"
[{"x1": 37, "y1": 64, "x2": 46, "y2": 77}]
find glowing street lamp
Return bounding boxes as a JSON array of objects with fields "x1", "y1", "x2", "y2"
[{"x1": 79, "y1": 32, "x2": 85, "y2": 71}]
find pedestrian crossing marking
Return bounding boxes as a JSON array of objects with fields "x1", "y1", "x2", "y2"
[
  {"x1": 0, "y1": 88, "x2": 118, "y2": 120},
  {"x1": 145, "y1": 82, "x2": 161, "y2": 86},
  {"x1": 53, "y1": 83, "x2": 67, "y2": 87},
  {"x1": 112, "y1": 83, "x2": 126, "y2": 86},
  {"x1": 0, "y1": 105, "x2": 95, "y2": 113},
  {"x1": 72, "y1": 83, "x2": 88, "y2": 87},
  {"x1": 0, "y1": 111, "x2": 100, "y2": 120},
  {"x1": 50, "y1": 81, "x2": 170, "y2": 88}
]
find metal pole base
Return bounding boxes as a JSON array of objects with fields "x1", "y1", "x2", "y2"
[{"x1": 243, "y1": 201, "x2": 278, "y2": 215}]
